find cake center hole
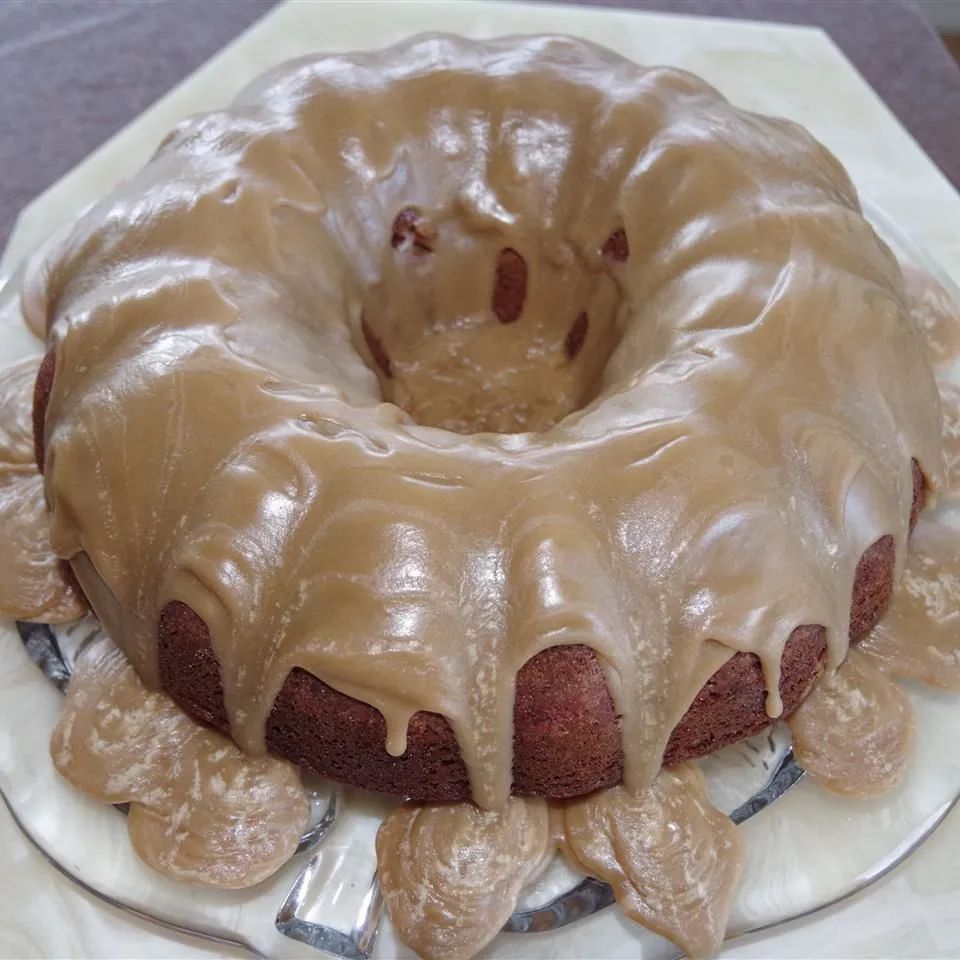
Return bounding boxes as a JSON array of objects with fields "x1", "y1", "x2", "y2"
[{"x1": 356, "y1": 216, "x2": 628, "y2": 435}]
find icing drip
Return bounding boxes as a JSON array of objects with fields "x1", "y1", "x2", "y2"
[
  {"x1": 376, "y1": 797, "x2": 552, "y2": 959},
  {"x1": 0, "y1": 358, "x2": 85, "y2": 622},
  {"x1": 559, "y1": 764, "x2": 742, "y2": 959},
  {"x1": 860, "y1": 517, "x2": 960, "y2": 690},
  {"x1": 51, "y1": 635, "x2": 308, "y2": 887},
  {"x1": 904, "y1": 265, "x2": 960, "y2": 371},
  {"x1": 788, "y1": 649, "x2": 914, "y2": 798}
]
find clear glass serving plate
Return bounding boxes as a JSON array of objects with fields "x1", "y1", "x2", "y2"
[{"x1": 0, "y1": 205, "x2": 958, "y2": 960}]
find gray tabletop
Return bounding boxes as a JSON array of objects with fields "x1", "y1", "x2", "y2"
[{"x1": 2, "y1": 0, "x2": 959, "y2": 252}]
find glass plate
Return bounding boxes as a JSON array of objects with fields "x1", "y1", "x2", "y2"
[{"x1": 0, "y1": 204, "x2": 958, "y2": 960}]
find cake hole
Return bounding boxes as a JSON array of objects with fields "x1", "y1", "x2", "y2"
[
  {"x1": 492, "y1": 248, "x2": 527, "y2": 324},
  {"x1": 360, "y1": 229, "x2": 628, "y2": 435},
  {"x1": 391, "y1": 207, "x2": 435, "y2": 253},
  {"x1": 565, "y1": 311, "x2": 589, "y2": 360},
  {"x1": 602, "y1": 228, "x2": 629, "y2": 263},
  {"x1": 361, "y1": 315, "x2": 393, "y2": 378}
]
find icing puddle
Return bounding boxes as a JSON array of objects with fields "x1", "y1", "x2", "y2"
[
  {"x1": 376, "y1": 797, "x2": 553, "y2": 959},
  {"x1": 0, "y1": 357, "x2": 85, "y2": 622},
  {"x1": 51, "y1": 634, "x2": 309, "y2": 888},
  {"x1": 376, "y1": 764, "x2": 741, "y2": 960},
  {"x1": 904, "y1": 265, "x2": 960, "y2": 373},
  {"x1": 559, "y1": 764, "x2": 742, "y2": 959},
  {"x1": 908, "y1": 266, "x2": 960, "y2": 502},
  {"x1": 938, "y1": 381, "x2": 960, "y2": 500},
  {"x1": 788, "y1": 650, "x2": 914, "y2": 798},
  {"x1": 859, "y1": 518, "x2": 960, "y2": 691}
]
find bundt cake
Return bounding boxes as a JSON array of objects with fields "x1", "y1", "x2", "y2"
[{"x1": 25, "y1": 33, "x2": 943, "y2": 811}]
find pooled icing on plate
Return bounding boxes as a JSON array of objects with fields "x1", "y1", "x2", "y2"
[{"x1": 51, "y1": 634, "x2": 309, "y2": 888}]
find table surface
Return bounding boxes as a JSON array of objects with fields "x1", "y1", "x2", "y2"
[{"x1": 1, "y1": 0, "x2": 960, "y2": 252}]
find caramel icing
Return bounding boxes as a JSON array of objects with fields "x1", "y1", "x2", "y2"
[
  {"x1": 560, "y1": 764, "x2": 742, "y2": 958},
  {"x1": 378, "y1": 767, "x2": 742, "y2": 958},
  {"x1": 788, "y1": 649, "x2": 915, "y2": 798},
  {"x1": 376, "y1": 797, "x2": 552, "y2": 959},
  {"x1": 0, "y1": 357, "x2": 84, "y2": 622},
  {"x1": 20, "y1": 34, "x2": 944, "y2": 814},
  {"x1": 938, "y1": 382, "x2": 960, "y2": 498},
  {"x1": 860, "y1": 516, "x2": 960, "y2": 691},
  {"x1": 904, "y1": 263, "x2": 960, "y2": 497},
  {"x1": 904, "y1": 265, "x2": 960, "y2": 372},
  {"x1": 51, "y1": 634, "x2": 309, "y2": 887}
]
